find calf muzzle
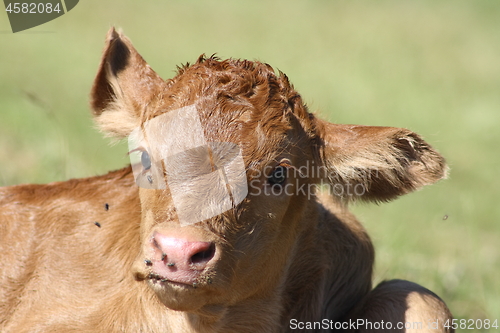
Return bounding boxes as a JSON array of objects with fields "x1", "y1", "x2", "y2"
[{"x1": 147, "y1": 232, "x2": 216, "y2": 286}]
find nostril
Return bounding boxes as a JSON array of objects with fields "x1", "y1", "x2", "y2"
[
  {"x1": 190, "y1": 243, "x2": 216, "y2": 265},
  {"x1": 152, "y1": 237, "x2": 160, "y2": 250}
]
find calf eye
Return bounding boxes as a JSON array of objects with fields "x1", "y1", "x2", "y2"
[
  {"x1": 268, "y1": 165, "x2": 287, "y2": 185},
  {"x1": 141, "y1": 151, "x2": 152, "y2": 170}
]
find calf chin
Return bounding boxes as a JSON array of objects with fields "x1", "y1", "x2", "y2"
[{"x1": 147, "y1": 279, "x2": 214, "y2": 312}]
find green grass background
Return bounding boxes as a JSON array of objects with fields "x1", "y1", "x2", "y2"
[{"x1": 1, "y1": 0, "x2": 498, "y2": 328}]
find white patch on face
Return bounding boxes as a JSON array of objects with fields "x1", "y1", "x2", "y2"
[{"x1": 128, "y1": 104, "x2": 248, "y2": 226}]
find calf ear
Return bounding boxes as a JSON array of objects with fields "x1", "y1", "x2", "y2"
[
  {"x1": 90, "y1": 27, "x2": 166, "y2": 138},
  {"x1": 315, "y1": 120, "x2": 448, "y2": 202}
]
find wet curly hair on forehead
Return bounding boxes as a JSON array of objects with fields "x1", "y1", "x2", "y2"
[{"x1": 150, "y1": 54, "x2": 318, "y2": 163}]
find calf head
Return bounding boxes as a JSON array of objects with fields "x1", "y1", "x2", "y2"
[{"x1": 90, "y1": 28, "x2": 447, "y2": 313}]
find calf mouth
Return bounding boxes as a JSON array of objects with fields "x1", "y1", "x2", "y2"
[
  {"x1": 147, "y1": 273, "x2": 194, "y2": 288},
  {"x1": 146, "y1": 272, "x2": 214, "y2": 289}
]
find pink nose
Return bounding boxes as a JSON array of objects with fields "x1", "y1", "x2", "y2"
[{"x1": 149, "y1": 232, "x2": 216, "y2": 284}]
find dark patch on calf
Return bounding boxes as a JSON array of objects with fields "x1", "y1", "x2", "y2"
[
  {"x1": 94, "y1": 221, "x2": 101, "y2": 228},
  {"x1": 108, "y1": 36, "x2": 131, "y2": 76}
]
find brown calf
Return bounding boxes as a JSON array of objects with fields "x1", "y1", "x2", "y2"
[{"x1": 0, "y1": 28, "x2": 452, "y2": 332}]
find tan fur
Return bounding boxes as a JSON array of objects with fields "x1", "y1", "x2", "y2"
[{"x1": 0, "y1": 28, "x2": 453, "y2": 332}]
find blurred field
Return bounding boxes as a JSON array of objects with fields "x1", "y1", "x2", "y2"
[{"x1": 1, "y1": 0, "x2": 499, "y2": 328}]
